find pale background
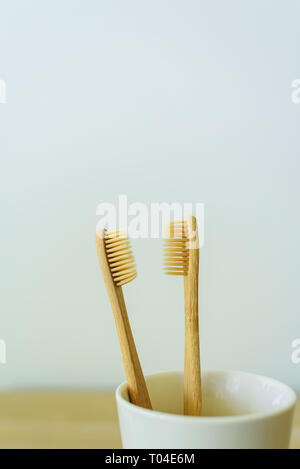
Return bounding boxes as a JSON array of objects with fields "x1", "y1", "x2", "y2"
[{"x1": 0, "y1": 0, "x2": 299, "y2": 392}]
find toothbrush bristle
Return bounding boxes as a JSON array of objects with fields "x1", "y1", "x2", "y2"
[
  {"x1": 164, "y1": 221, "x2": 189, "y2": 275},
  {"x1": 104, "y1": 230, "x2": 137, "y2": 286}
]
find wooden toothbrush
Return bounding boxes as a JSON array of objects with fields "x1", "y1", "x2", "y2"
[
  {"x1": 95, "y1": 229, "x2": 152, "y2": 409},
  {"x1": 164, "y1": 216, "x2": 202, "y2": 416}
]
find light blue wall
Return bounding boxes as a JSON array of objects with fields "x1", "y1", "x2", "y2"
[{"x1": 0, "y1": 0, "x2": 299, "y2": 391}]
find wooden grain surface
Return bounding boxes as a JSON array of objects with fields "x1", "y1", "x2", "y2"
[
  {"x1": 184, "y1": 216, "x2": 202, "y2": 416},
  {"x1": 0, "y1": 392, "x2": 298, "y2": 449}
]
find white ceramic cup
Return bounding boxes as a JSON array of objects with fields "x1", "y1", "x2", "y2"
[{"x1": 116, "y1": 370, "x2": 296, "y2": 449}]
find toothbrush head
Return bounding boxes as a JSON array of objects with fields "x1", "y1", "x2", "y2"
[
  {"x1": 163, "y1": 220, "x2": 189, "y2": 276},
  {"x1": 163, "y1": 217, "x2": 198, "y2": 276},
  {"x1": 104, "y1": 230, "x2": 137, "y2": 286}
]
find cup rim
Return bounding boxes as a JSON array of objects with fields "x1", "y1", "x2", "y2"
[{"x1": 115, "y1": 369, "x2": 297, "y2": 423}]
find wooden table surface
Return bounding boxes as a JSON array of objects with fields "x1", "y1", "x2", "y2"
[{"x1": 0, "y1": 392, "x2": 298, "y2": 449}]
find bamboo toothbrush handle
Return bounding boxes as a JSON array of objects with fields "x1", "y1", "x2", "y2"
[
  {"x1": 184, "y1": 217, "x2": 202, "y2": 416},
  {"x1": 95, "y1": 232, "x2": 152, "y2": 410},
  {"x1": 113, "y1": 286, "x2": 152, "y2": 409}
]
